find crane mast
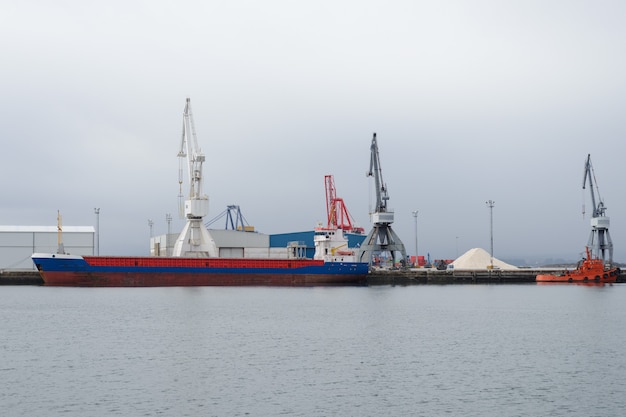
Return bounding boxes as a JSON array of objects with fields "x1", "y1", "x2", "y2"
[
  {"x1": 583, "y1": 154, "x2": 613, "y2": 265},
  {"x1": 179, "y1": 98, "x2": 206, "y2": 206},
  {"x1": 368, "y1": 134, "x2": 389, "y2": 214},
  {"x1": 172, "y1": 98, "x2": 216, "y2": 257},
  {"x1": 357, "y1": 133, "x2": 407, "y2": 266}
]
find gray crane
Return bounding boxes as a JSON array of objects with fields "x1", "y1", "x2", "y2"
[
  {"x1": 583, "y1": 154, "x2": 613, "y2": 265},
  {"x1": 357, "y1": 133, "x2": 407, "y2": 266}
]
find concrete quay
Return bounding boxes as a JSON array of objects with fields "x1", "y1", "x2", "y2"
[
  {"x1": 367, "y1": 267, "x2": 585, "y2": 285},
  {"x1": 2, "y1": 268, "x2": 623, "y2": 286},
  {"x1": 0, "y1": 270, "x2": 43, "y2": 285}
]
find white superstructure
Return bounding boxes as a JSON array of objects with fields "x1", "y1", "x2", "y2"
[{"x1": 313, "y1": 225, "x2": 357, "y2": 262}]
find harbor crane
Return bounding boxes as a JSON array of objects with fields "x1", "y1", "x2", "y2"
[
  {"x1": 583, "y1": 154, "x2": 613, "y2": 265},
  {"x1": 205, "y1": 205, "x2": 254, "y2": 232},
  {"x1": 357, "y1": 133, "x2": 407, "y2": 266},
  {"x1": 172, "y1": 98, "x2": 216, "y2": 257},
  {"x1": 324, "y1": 174, "x2": 364, "y2": 234}
]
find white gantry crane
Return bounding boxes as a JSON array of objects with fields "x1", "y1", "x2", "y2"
[
  {"x1": 357, "y1": 133, "x2": 407, "y2": 266},
  {"x1": 172, "y1": 98, "x2": 217, "y2": 257},
  {"x1": 583, "y1": 154, "x2": 613, "y2": 265}
]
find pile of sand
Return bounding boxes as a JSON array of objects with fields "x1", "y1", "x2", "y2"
[{"x1": 451, "y1": 247, "x2": 518, "y2": 270}]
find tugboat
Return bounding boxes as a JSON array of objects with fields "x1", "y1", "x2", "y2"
[{"x1": 536, "y1": 246, "x2": 620, "y2": 283}]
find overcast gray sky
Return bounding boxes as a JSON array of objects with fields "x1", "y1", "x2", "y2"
[{"x1": 2, "y1": 0, "x2": 626, "y2": 263}]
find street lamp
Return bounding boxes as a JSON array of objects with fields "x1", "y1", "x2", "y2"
[
  {"x1": 412, "y1": 210, "x2": 418, "y2": 267},
  {"x1": 148, "y1": 219, "x2": 154, "y2": 238},
  {"x1": 485, "y1": 200, "x2": 495, "y2": 268},
  {"x1": 166, "y1": 213, "x2": 172, "y2": 235},
  {"x1": 94, "y1": 208, "x2": 100, "y2": 256}
]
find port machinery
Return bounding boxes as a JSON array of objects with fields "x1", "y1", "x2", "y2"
[
  {"x1": 172, "y1": 98, "x2": 217, "y2": 257},
  {"x1": 205, "y1": 205, "x2": 255, "y2": 232},
  {"x1": 536, "y1": 154, "x2": 619, "y2": 283},
  {"x1": 357, "y1": 133, "x2": 407, "y2": 266},
  {"x1": 324, "y1": 174, "x2": 364, "y2": 234},
  {"x1": 583, "y1": 154, "x2": 613, "y2": 265}
]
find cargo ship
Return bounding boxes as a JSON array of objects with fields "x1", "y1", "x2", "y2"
[
  {"x1": 31, "y1": 253, "x2": 369, "y2": 287},
  {"x1": 32, "y1": 221, "x2": 369, "y2": 286}
]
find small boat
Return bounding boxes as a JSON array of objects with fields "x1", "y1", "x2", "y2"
[{"x1": 536, "y1": 247, "x2": 620, "y2": 283}]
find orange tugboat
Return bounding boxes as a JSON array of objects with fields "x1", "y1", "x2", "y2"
[{"x1": 536, "y1": 246, "x2": 620, "y2": 283}]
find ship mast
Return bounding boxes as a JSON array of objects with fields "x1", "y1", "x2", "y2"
[
  {"x1": 57, "y1": 210, "x2": 65, "y2": 254},
  {"x1": 172, "y1": 98, "x2": 216, "y2": 257},
  {"x1": 357, "y1": 133, "x2": 407, "y2": 266}
]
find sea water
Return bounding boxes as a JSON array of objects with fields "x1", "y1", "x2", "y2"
[{"x1": 1, "y1": 284, "x2": 625, "y2": 416}]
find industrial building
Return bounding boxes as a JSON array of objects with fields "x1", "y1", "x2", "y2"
[
  {"x1": 150, "y1": 230, "x2": 272, "y2": 258},
  {"x1": 150, "y1": 229, "x2": 366, "y2": 259},
  {"x1": 0, "y1": 225, "x2": 95, "y2": 270}
]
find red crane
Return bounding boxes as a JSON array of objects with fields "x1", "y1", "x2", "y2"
[{"x1": 324, "y1": 175, "x2": 365, "y2": 234}]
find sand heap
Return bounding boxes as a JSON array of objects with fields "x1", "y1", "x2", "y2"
[{"x1": 451, "y1": 248, "x2": 518, "y2": 270}]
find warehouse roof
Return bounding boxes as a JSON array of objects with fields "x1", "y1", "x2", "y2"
[{"x1": 0, "y1": 225, "x2": 94, "y2": 233}]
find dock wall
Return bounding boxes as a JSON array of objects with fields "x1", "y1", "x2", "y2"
[
  {"x1": 0, "y1": 270, "x2": 43, "y2": 285},
  {"x1": 1, "y1": 268, "x2": 623, "y2": 286},
  {"x1": 367, "y1": 268, "x2": 551, "y2": 285}
]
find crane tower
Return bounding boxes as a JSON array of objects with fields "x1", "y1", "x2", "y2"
[
  {"x1": 172, "y1": 98, "x2": 217, "y2": 257},
  {"x1": 583, "y1": 154, "x2": 613, "y2": 265},
  {"x1": 357, "y1": 133, "x2": 407, "y2": 266}
]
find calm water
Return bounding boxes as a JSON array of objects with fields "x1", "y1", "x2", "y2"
[{"x1": 1, "y1": 283, "x2": 626, "y2": 416}]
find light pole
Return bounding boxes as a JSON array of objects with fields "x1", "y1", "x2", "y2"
[
  {"x1": 148, "y1": 219, "x2": 154, "y2": 238},
  {"x1": 166, "y1": 213, "x2": 172, "y2": 235},
  {"x1": 165, "y1": 213, "x2": 173, "y2": 256},
  {"x1": 94, "y1": 208, "x2": 100, "y2": 256},
  {"x1": 456, "y1": 236, "x2": 459, "y2": 258},
  {"x1": 485, "y1": 200, "x2": 495, "y2": 268},
  {"x1": 412, "y1": 210, "x2": 418, "y2": 267}
]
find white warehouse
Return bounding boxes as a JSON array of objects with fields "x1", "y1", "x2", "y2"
[{"x1": 0, "y1": 226, "x2": 95, "y2": 270}]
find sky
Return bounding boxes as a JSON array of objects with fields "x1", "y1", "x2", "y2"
[{"x1": 2, "y1": 0, "x2": 626, "y2": 264}]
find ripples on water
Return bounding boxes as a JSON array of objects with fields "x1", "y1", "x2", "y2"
[{"x1": 1, "y1": 284, "x2": 625, "y2": 416}]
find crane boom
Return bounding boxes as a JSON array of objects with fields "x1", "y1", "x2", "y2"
[
  {"x1": 367, "y1": 133, "x2": 389, "y2": 213},
  {"x1": 582, "y1": 154, "x2": 605, "y2": 217},
  {"x1": 325, "y1": 174, "x2": 337, "y2": 226},
  {"x1": 178, "y1": 98, "x2": 207, "y2": 214}
]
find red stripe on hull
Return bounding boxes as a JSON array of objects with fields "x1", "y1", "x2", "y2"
[
  {"x1": 81, "y1": 256, "x2": 326, "y2": 269},
  {"x1": 40, "y1": 271, "x2": 366, "y2": 287}
]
